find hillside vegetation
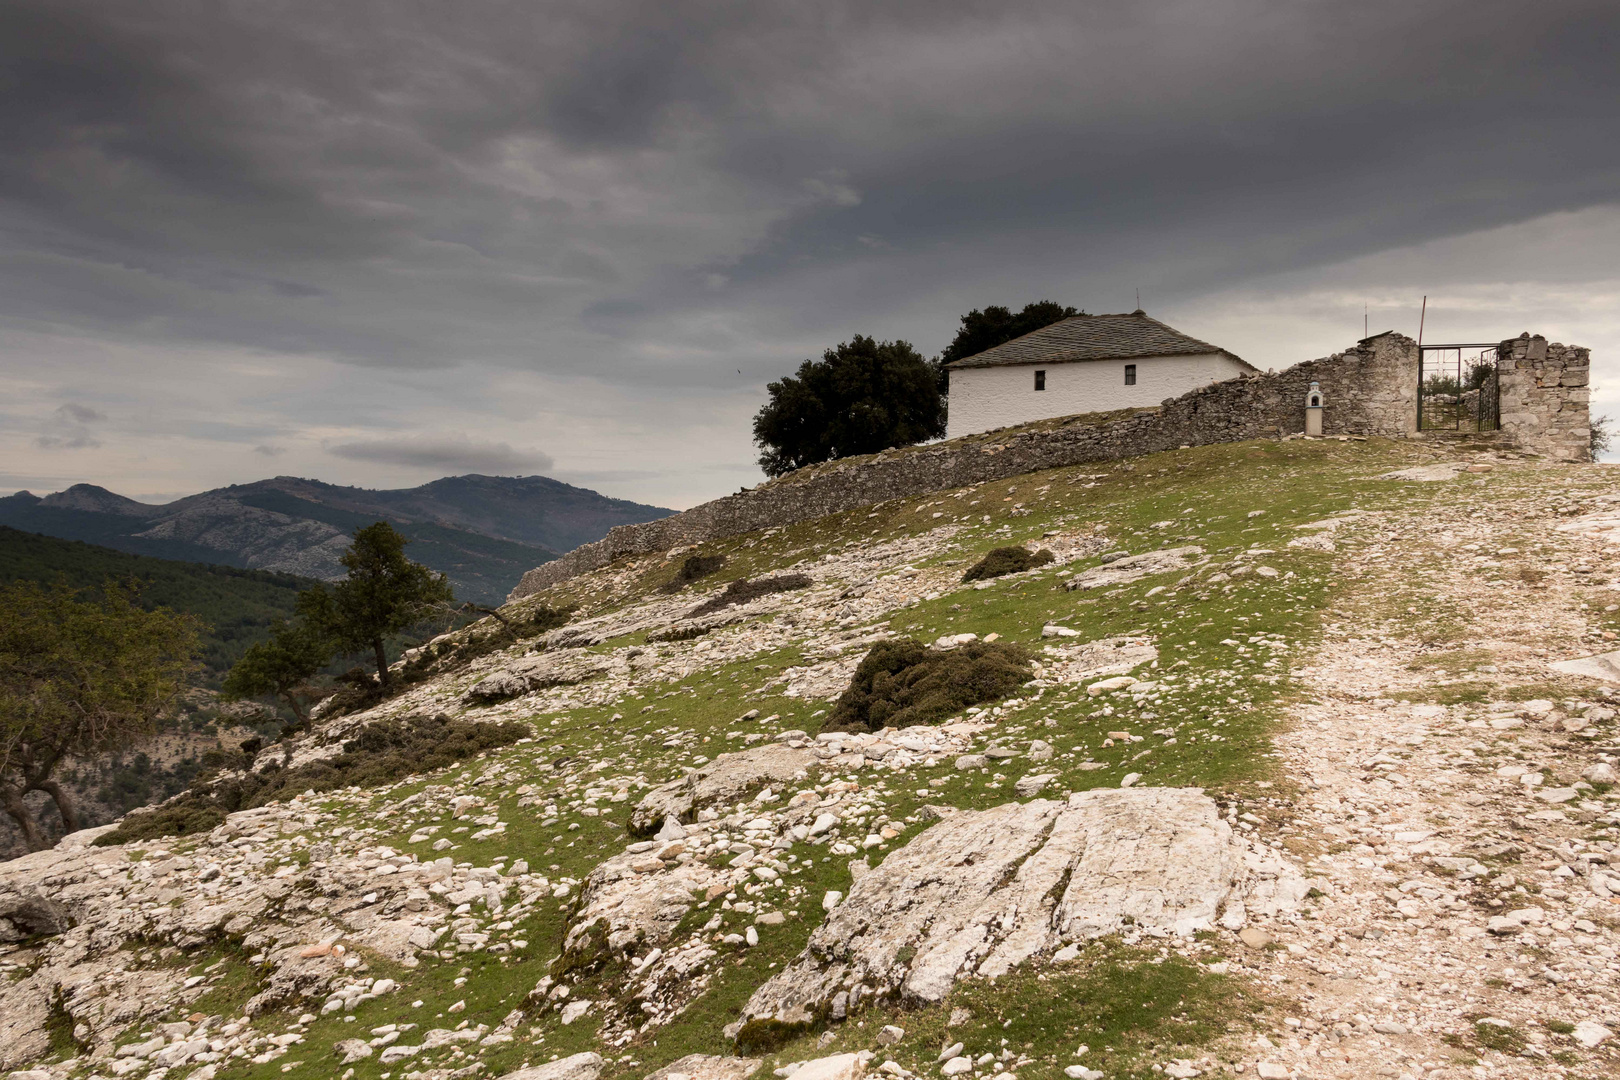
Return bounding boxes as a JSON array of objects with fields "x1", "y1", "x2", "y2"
[
  {"x1": 3, "y1": 437, "x2": 1619, "y2": 1080},
  {"x1": 0, "y1": 526, "x2": 313, "y2": 682}
]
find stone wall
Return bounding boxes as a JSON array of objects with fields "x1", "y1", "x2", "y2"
[
  {"x1": 510, "y1": 333, "x2": 1426, "y2": 600},
  {"x1": 1497, "y1": 333, "x2": 1590, "y2": 462}
]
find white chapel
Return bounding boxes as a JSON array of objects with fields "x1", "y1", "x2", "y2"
[{"x1": 943, "y1": 310, "x2": 1256, "y2": 438}]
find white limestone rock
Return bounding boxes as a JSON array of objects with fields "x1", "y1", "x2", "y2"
[
  {"x1": 630, "y1": 744, "x2": 819, "y2": 835},
  {"x1": 1064, "y1": 547, "x2": 1204, "y2": 591},
  {"x1": 1041, "y1": 636, "x2": 1158, "y2": 685},
  {"x1": 463, "y1": 650, "x2": 616, "y2": 704},
  {"x1": 505, "y1": 1051, "x2": 605, "y2": 1080},
  {"x1": 1375, "y1": 463, "x2": 1465, "y2": 482},
  {"x1": 563, "y1": 846, "x2": 737, "y2": 962},
  {"x1": 1572, "y1": 1020, "x2": 1612, "y2": 1048},
  {"x1": 334, "y1": 1038, "x2": 373, "y2": 1064},
  {"x1": 740, "y1": 788, "x2": 1307, "y2": 1028},
  {"x1": 784, "y1": 1054, "x2": 864, "y2": 1080},
  {"x1": 645, "y1": 1054, "x2": 763, "y2": 1080}
]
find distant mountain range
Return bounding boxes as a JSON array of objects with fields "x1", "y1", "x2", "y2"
[{"x1": 0, "y1": 474, "x2": 672, "y2": 606}]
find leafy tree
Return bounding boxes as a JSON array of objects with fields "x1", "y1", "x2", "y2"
[
  {"x1": 935, "y1": 300, "x2": 1083, "y2": 391},
  {"x1": 753, "y1": 335, "x2": 945, "y2": 477},
  {"x1": 221, "y1": 618, "x2": 331, "y2": 724},
  {"x1": 298, "y1": 523, "x2": 453, "y2": 688},
  {"x1": 1593, "y1": 414, "x2": 1612, "y2": 459},
  {"x1": 0, "y1": 580, "x2": 200, "y2": 850}
]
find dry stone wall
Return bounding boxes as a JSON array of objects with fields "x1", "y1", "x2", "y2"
[
  {"x1": 510, "y1": 330, "x2": 1585, "y2": 599},
  {"x1": 1498, "y1": 333, "x2": 1591, "y2": 462}
]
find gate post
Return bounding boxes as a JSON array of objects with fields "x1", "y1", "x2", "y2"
[{"x1": 1497, "y1": 333, "x2": 1592, "y2": 461}]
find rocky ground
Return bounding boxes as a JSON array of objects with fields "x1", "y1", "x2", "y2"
[{"x1": 1, "y1": 436, "x2": 1616, "y2": 1080}]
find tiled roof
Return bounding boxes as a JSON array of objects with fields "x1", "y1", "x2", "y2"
[{"x1": 944, "y1": 311, "x2": 1253, "y2": 370}]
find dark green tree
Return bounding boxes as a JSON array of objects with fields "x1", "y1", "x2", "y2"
[
  {"x1": 298, "y1": 523, "x2": 453, "y2": 689},
  {"x1": 0, "y1": 580, "x2": 200, "y2": 849},
  {"x1": 221, "y1": 618, "x2": 331, "y2": 724},
  {"x1": 752, "y1": 335, "x2": 945, "y2": 477},
  {"x1": 935, "y1": 300, "x2": 1083, "y2": 391}
]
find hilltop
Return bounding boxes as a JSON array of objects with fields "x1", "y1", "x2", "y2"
[
  {"x1": 0, "y1": 474, "x2": 673, "y2": 606},
  {"x1": 2, "y1": 436, "x2": 1618, "y2": 1080}
]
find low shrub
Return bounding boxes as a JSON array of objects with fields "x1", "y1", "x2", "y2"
[
  {"x1": 99, "y1": 802, "x2": 227, "y2": 844},
  {"x1": 962, "y1": 546, "x2": 1055, "y2": 582},
  {"x1": 823, "y1": 636, "x2": 1033, "y2": 733},
  {"x1": 648, "y1": 623, "x2": 711, "y2": 643},
  {"x1": 660, "y1": 553, "x2": 727, "y2": 593},
  {"x1": 689, "y1": 573, "x2": 813, "y2": 617},
  {"x1": 96, "y1": 713, "x2": 530, "y2": 846}
]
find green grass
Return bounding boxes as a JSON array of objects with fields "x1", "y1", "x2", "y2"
[{"x1": 764, "y1": 942, "x2": 1263, "y2": 1080}]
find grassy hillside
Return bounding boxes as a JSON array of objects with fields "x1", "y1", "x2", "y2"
[
  {"x1": 18, "y1": 438, "x2": 1620, "y2": 1080},
  {"x1": 0, "y1": 526, "x2": 314, "y2": 682}
]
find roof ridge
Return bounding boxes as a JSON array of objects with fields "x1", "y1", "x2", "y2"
[{"x1": 944, "y1": 312, "x2": 1251, "y2": 371}]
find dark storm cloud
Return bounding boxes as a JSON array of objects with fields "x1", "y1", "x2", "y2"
[
  {"x1": 35, "y1": 402, "x2": 106, "y2": 448},
  {"x1": 56, "y1": 403, "x2": 105, "y2": 424},
  {"x1": 2, "y1": 0, "x2": 1618, "y2": 386},
  {"x1": 327, "y1": 436, "x2": 553, "y2": 475}
]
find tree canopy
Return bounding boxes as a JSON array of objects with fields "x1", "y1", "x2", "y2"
[
  {"x1": 752, "y1": 335, "x2": 945, "y2": 477},
  {"x1": 220, "y1": 618, "x2": 331, "y2": 724},
  {"x1": 936, "y1": 300, "x2": 1083, "y2": 386},
  {"x1": 296, "y1": 522, "x2": 454, "y2": 687},
  {"x1": 0, "y1": 525, "x2": 312, "y2": 683},
  {"x1": 0, "y1": 580, "x2": 200, "y2": 850}
]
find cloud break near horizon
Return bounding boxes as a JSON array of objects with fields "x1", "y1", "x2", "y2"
[{"x1": 2, "y1": 1, "x2": 1619, "y2": 508}]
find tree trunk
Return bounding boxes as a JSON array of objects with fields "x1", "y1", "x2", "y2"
[
  {"x1": 281, "y1": 690, "x2": 308, "y2": 725},
  {"x1": 373, "y1": 638, "x2": 391, "y2": 688},
  {"x1": 35, "y1": 778, "x2": 81, "y2": 835},
  {"x1": 0, "y1": 787, "x2": 45, "y2": 852}
]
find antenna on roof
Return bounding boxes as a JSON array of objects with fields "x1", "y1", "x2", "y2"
[
  {"x1": 1364, "y1": 303, "x2": 1368, "y2": 339},
  {"x1": 1135, "y1": 287, "x2": 1140, "y2": 309}
]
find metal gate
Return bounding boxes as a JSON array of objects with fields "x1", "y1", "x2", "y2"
[{"x1": 1418, "y1": 343, "x2": 1501, "y2": 433}]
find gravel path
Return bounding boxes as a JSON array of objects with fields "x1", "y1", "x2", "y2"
[{"x1": 1225, "y1": 462, "x2": 1620, "y2": 1079}]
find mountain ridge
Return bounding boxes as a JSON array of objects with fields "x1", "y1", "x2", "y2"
[{"x1": 0, "y1": 473, "x2": 673, "y2": 605}]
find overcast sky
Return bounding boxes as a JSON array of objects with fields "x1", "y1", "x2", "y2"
[{"x1": 3, "y1": 0, "x2": 1618, "y2": 509}]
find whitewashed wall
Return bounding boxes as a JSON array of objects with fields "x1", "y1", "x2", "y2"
[{"x1": 945, "y1": 352, "x2": 1250, "y2": 438}]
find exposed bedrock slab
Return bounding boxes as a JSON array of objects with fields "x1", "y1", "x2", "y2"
[
  {"x1": 644, "y1": 1054, "x2": 762, "y2": 1080},
  {"x1": 505, "y1": 1051, "x2": 605, "y2": 1080},
  {"x1": 630, "y1": 744, "x2": 819, "y2": 836},
  {"x1": 740, "y1": 787, "x2": 1309, "y2": 1028},
  {"x1": 1064, "y1": 546, "x2": 1204, "y2": 591},
  {"x1": 1550, "y1": 648, "x2": 1620, "y2": 682},
  {"x1": 563, "y1": 848, "x2": 732, "y2": 962},
  {"x1": 463, "y1": 650, "x2": 615, "y2": 704}
]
